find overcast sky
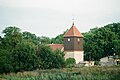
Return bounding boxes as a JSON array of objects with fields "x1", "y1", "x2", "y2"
[{"x1": 0, "y1": 0, "x2": 120, "y2": 38}]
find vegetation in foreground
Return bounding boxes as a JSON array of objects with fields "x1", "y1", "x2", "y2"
[{"x1": 0, "y1": 66, "x2": 120, "y2": 80}]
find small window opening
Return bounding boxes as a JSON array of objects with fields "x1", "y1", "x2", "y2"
[{"x1": 68, "y1": 38, "x2": 70, "y2": 41}]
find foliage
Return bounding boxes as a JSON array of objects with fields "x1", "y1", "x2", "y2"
[
  {"x1": 52, "y1": 49, "x2": 65, "y2": 68},
  {"x1": 37, "y1": 44, "x2": 65, "y2": 69},
  {"x1": 66, "y1": 58, "x2": 76, "y2": 67},
  {"x1": 0, "y1": 22, "x2": 120, "y2": 74},
  {"x1": 2, "y1": 26, "x2": 22, "y2": 50},
  {"x1": 37, "y1": 44, "x2": 54, "y2": 69},
  {"x1": 22, "y1": 31, "x2": 40, "y2": 45},
  {"x1": 83, "y1": 23, "x2": 120, "y2": 61},
  {"x1": 51, "y1": 30, "x2": 67, "y2": 44},
  {"x1": 112, "y1": 40, "x2": 120, "y2": 55},
  {"x1": 23, "y1": 32, "x2": 51, "y2": 45},
  {"x1": 94, "y1": 61, "x2": 99, "y2": 65},
  {"x1": 11, "y1": 41, "x2": 40, "y2": 72},
  {"x1": 0, "y1": 49, "x2": 13, "y2": 74},
  {"x1": 0, "y1": 66, "x2": 120, "y2": 80},
  {"x1": 0, "y1": 26, "x2": 22, "y2": 74},
  {"x1": 0, "y1": 26, "x2": 66, "y2": 74},
  {"x1": 40, "y1": 36, "x2": 51, "y2": 44}
]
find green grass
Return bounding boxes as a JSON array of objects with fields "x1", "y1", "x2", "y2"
[{"x1": 0, "y1": 66, "x2": 120, "y2": 80}]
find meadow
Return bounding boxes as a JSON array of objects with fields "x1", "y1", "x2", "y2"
[{"x1": 0, "y1": 66, "x2": 120, "y2": 80}]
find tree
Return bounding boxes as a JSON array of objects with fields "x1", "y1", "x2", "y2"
[
  {"x1": 37, "y1": 44, "x2": 65, "y2": 69},
  {"x1": 105, "y1": 23, "x2": 120, "y2": 39},
  {"x1": 0, "y1": 36, "x2": 1, "y2": 42},
  {"x1": 0, "y1": 49, "x2": 13, "y2": 74},
  {"x1": 11, "y1": 41, "x2": 40, "y2": 72},
  {"x1": 113, "y1": 40, "x2": 120, "y2": 56},
  {"x1": 22, "y1": 31, "x2": 40, "y2": 45},
  {"x1": 52, "y1": 49, "x2": 65, "y2": 68},
  {"x1": 0, "y1": 26, "x2": 23, "y2": 74},
  {"x1": 2, "y1": 26, "x2": 22, "y2": 49},
  {"x1": 37, "y1": 44, "x2": 54, "y2": 69},
  {"x1": 83, "y1": 31, "x2": 95, "y2": 61},
  {"x1": 0, "y1": 26, "x2": 40, "y2": 73},
  {"x1": 40, "y1": 36, "x2": 51, "y2": 44},
  {"x1": 83, "y1": 23, "x2": 120, "y2": 61}
]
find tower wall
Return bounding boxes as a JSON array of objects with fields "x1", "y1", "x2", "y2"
[
  {"x1": 73, "y1": 37, "x2": 83, "y2": 51},
  {"x1": 65, "y1": 51, "x2": 84, "y2": 64},
  {"x1": 64, "y1": 37, "x2": 74, "y2": 51},
  {"x1": 63, "y1": 24, "x2": 84, "y2": 64},
  {"x1": 74, "y1": 51, "x2": 84, "y2": 63},
  {"x1": 64, "y1": 37, "x2": 83, "y2": 51}
]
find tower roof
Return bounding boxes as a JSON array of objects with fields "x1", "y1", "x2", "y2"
[
  {"x1": 64, "y1": 23, "x2": 83, "y2": 37},
  {"x1": 48, "y1": 44, "x2": 64, "y2": 51}
]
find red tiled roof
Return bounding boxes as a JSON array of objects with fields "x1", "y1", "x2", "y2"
[
  {"x1": 64, "y1": 23, "x2": 83, "y2": 37},
  {"x1": 48, "y1": 44, "x2": 64, "y2": 51}
]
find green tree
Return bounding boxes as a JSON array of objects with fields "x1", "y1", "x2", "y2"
[
  {"x1": 83, "y1": 23, "x2": 120, "y2": 61},
  {"x1": 52, "y1": 49, "x2": 65, "y2": 68},
  {"x1": 37, "y1": 44, "x2": 65, "y2": 69},
  {"x1": 11, "y1": 41, "x2": 40, "y2": 72},
  {"x1": 113, "y1": 40, "x2": 120, "y2": 55},
  {"x1": 0, "y1": 49, "x2": 13, "y2": 74},
  {"x1": 2, "y1": 26, "x2": 22, "y2": 49},
  {"x1": 40, "y1": 36, "x2": 51, "y2": 44},
  {"x1": 37, "y1": 44, "x2": 54, "y2": 69},
  {"x1": 22, "y1": 31, "x2": 40, "y2": 45},
  {"x1": 83, "y1": 31, "x2": 95, "y2": 61},
  {"x1": 0, "y1": 26, "x2": 40, "y2": 73},
  {"x1": 0, "y1": 26, "x2": 23, "y2": 74}
]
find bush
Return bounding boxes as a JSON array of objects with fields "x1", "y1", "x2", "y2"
[
  {"x1": 94, "y1": 61, "x2": 99, "y2": 65},
  {"x1": 66, "y1": 58, "x2": 76, "y2": 67}
]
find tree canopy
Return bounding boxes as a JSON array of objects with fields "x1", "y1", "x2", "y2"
[
  {"x1": 0, "y1": 26, "x2": 65, "y2": 74},
  {"x1": 0, "y1": 23, "x2": 120, "y2": 74},
  {"x1": 83, "y1": 23, "x2": 120, "y2": 61}
]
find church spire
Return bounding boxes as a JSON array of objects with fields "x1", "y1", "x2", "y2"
[
  {"x1": 72, "y1": 22, "x2": 74, "y2": 26},
  {"x1": 72, "y1": 17, "x2": 74, "y2": 26},
  {"x1": 64, "y1": 23, "x2": 83, "y2": 37}
]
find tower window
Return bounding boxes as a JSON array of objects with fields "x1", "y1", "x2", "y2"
[
  {"x1": 68, "y1": 38, "x2": 70, "y2": 41},
  {"x1": 78, "y1": 38, "x2": 80, "y2": 41}
]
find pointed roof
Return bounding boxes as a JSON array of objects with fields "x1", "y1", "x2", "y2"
[{"x1": 64, "y1": 23, "x2": 83, "y2": 37}]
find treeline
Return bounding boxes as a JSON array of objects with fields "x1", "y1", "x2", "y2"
[
  {"x1": 83, "y1": 23, "x2": 120, "y2": 61},
  {"x1": 0, "y1": 27, "x2": 65, "y2": 74},
  {"x1": 51, "y1": 23, "x2": 120, "y2": 61},
  {"x1": 50, "y1": 22, "x2": 120, "y2": 61},
  {"x1": 0, "y1": 23, "x2": 120, "y2": 74}
]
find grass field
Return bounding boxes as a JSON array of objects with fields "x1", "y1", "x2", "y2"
[{"x1": 0, "y1": 66, "x2": 120, "y2": 80}]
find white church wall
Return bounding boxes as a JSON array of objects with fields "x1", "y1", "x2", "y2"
[
  {"x1": 74, "y1": 51, "x2": 84, "y2": 63},
  {"x1": 64, "y1": 52, "x2": 74, "y2": 59},
  {"x1": 65, "y1": 51, "x2": 84, "y2": 64}
]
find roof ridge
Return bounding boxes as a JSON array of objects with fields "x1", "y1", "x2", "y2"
[
  {"x1": 64, "y1": 24, "x2": 83, "y2": 37},
  {"x1": 72, "y1": 26, "x2": 74, "y2": 35}
]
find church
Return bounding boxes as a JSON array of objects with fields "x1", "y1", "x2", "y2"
[{"x1": 49, "y1": 23, "x2": 84, "y2": 64}]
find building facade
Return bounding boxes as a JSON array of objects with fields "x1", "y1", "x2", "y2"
[
  {"x1": 63, "y1": 23, "x2": 84, "y2": 63},
  {"x1": 49, "y1": 23, "x2": 84, "y2": 64}
]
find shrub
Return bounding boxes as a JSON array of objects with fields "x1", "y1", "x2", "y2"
[{"x1": 66, "y1": 58, "x2": 76, "y2": 67}]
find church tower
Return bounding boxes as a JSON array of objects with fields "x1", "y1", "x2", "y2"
[{"x1": 63, "y1": 23, "x2": 84, "y2": 63}]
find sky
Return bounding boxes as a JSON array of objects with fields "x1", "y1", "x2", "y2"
[{"x1": 0, "y1": 0, "x2": 120, "y2": 38}]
